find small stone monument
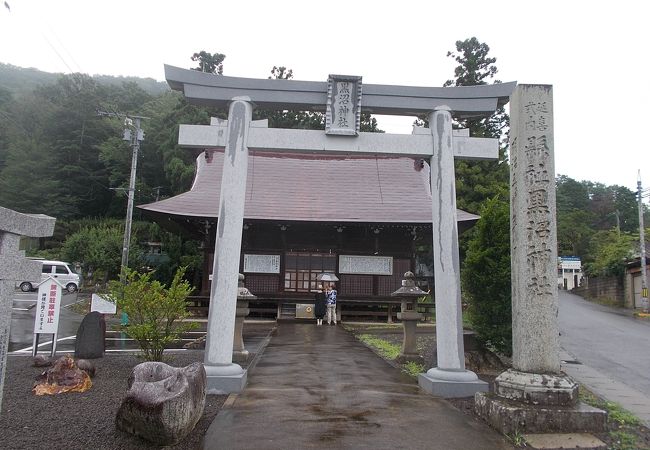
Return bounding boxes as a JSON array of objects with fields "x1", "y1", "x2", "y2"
[
  {"x1": 74, "y1": 311, "x2": 106, "y2": 359},
  {"x1": 391, "y1": 271, "x2": 426, "y2": 362},
  {"x1": 475, "y1": 85, "x2": 606, "y2": 434},
  {"x1": 0, "y1": 206, "x2": 55, "y2": 410}
]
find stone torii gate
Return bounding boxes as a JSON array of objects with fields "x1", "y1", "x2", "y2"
[{"x1": 165, "y1": 65, "x2": 515, "y2": 395}]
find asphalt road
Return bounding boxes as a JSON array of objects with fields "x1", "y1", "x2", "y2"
[
  {"x1": 9, "y1": 290, "x2": 208, "y2": 354},
  {"x1": 9, "y1": 290, "x2": 84, "y2": 352},
  {"x1": 559, "y1": 290, "x2": 650, "y2": 395}
]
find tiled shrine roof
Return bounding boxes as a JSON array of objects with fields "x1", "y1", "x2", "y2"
[{"x1": 138, "y1": 151, "x2": 478, "y2": 224}]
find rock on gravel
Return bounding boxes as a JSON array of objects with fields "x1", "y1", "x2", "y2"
[{"x1": 0, "y1": 351, "x2": 226, "y2": 450}]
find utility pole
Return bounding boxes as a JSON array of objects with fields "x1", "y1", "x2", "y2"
[
  {"x1": 638, "y1": 170, "x2": 648, "y2": 312},
  {"x1": 97, "y1": 111, "x2": 147, "y2": 280},
  {"x1": 153, "y1": 186, "x2": 163, "y2": 202}
]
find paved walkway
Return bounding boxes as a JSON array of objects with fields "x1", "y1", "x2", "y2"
[{"x1": 203, "y1": 323, "x2": 512, "y2": 450}]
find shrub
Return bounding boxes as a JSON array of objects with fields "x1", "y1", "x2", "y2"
[
  {"x1": 107, "y1": 267, "x2": 195, "y2": 361},
  {"x1": 462, "y1": 196, "x2": 512, "y2": 356}
]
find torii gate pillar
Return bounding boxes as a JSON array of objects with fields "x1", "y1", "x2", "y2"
[
  {"x1": 203, "y1": 98, "x2": 252, "y2": 394},
  {"x1": 417, "y1": 107, "x2": 488, "y2": 396}
]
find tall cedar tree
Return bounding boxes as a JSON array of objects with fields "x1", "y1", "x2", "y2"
[
  {"x1": 443, "y1": 37, "x2": 510, "y2": 214},
  {"x1": 445, "y1": 38, "x2": 512, "y2": 354}
]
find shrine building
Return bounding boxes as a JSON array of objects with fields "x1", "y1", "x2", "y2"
[{"x1": 138, "y1": 148, "x2": 478, "y2": 320}]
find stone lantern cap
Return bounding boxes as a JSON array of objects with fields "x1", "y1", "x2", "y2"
[
  {"x1": 391, "y1": 271, "x2": 427, "y2": 297},
  {"x1": 237, "y1": 274, "x2": 257, "y2": 300}
]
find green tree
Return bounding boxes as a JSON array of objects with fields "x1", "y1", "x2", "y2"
[
  {"x1": 431, "y1": 37, "x2": 510, "y2": 214},
  {"x1": 61, "y1": 224, "x2": 142, "y2": 283},
  {"x1": 107, "y1": 267, "x2": 195, "y2": 361},
  {"x1": 416, "y1": 38, "x2": 508, "y2": 213},
  {"x1": 556, "y1": 175, "x2": 595, "y2": 256},
  {"x1": 462, "y1": 196, "x2": 512, "y2": 356},
  {"x1": 556, "y1": 175, "x2": 590, "y2": 212},
  {"x1": 583, "y1": 229, "x2": 636, "y2": 278},
  {"x1": 444, "y1": 37, "x2": 497, "y2": 86},
  {"x1": 191, "y1": 51, "x2": 225, "y2": 74},
  {"x1": 557, "y1": 209, "x2": 594, "y2": 257}
]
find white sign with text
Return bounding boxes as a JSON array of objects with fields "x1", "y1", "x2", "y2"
[
  {"x1": 91, "y1": 293, "x2": 117, "y2": 314},
  {"x1": 33, "y1": 278, "x2": 63, "y2": 334},
  {"x1": 339, "y1": 255, "x2": 393, "y2": 275}
]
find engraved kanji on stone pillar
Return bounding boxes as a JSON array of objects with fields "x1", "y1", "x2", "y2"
[
  {"x1": 476, "y1": 86, "x2": 607, "y2": 436},
  {"x1": 509, "y1": 85, "x2": 559, "y2": 374}
]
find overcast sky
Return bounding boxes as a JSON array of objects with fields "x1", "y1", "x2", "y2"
[{"x1": 1, "y1": 0, "x2": 648, "y2": 198}]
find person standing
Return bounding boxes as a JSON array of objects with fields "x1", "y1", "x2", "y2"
[
  {"x1": 326, "y1": 283, "x2": 338, "y2": 325},
  {"x1": 314, "y1": 284, "x2": 327, "y2": 326}
]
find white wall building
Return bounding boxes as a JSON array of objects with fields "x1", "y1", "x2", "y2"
[{"x1": 558, "y1": 257, "x2": 582, "y2": 290}]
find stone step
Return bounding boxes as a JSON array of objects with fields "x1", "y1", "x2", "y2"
[{"x1": 523, "y1": 433, "x2": 606, "y2": 450}]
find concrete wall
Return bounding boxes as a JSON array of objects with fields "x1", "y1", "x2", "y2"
[{"x1": 573, "y1": 276, "x2": 625, "y2": 306}]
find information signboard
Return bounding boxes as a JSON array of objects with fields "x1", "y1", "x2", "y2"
[
  {"x1": 33, "y1": 277, "x2": 63, "y2": 335},
  {"x1": 91, "y1": 293, "x2": 117, "y2": 314}
]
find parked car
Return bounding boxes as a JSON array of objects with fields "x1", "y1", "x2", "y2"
[{"x1": 17, "y1": 260, "x2": 82, "y2": 293}]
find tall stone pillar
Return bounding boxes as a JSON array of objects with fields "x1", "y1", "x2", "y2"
[
  {"x1": 475, "y1": 85, "x2": 606, "y2": 435},
  {"x1": 510, "y1": 85, "x2": 560, "y2": 373},
  {"x1": 203, "y1": 98, "x2": 252, "y2": 394},
  {"x1": 418, "y1": 106, "x2": 488, "y2": 397}
]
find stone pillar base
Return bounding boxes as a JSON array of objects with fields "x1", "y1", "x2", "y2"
[
  {"x1": 232, "y1": 350, "x2": 250, "y2": 363},
  {"x1": 418, "y1": 368, "x2": 488, "y2": 398},
  {"x1": 205, "y1": 364, "x2": 247, "y2": 394},
  {"x1": 475, "y1": 393, "x2": 607, "y2": 435},
  {"x1": 494, "y1": 369, "x2": 579, "y2": 405}
]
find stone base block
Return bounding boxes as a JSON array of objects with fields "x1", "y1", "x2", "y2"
[
  {"x1": 475, "y1": 392, "x2": 607, "y2": 435},
  {"x1": 495, "y1": 369, "x2": 579, "y2": 406},
  {"x1": 205, "y1": 364, "x2": 248, "y2": 394},
  {"x1": 418, "y1": 371, "x2": 489, "y2": 398},
  {"x1": 232, "y1": 350, "x2": 250, "y2": 363},
  {"x1": 523, "y1": 433, "x2": 606, "y2": 450}
]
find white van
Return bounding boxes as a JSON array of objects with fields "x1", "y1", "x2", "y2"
[{"x1": 18, "y1": 260, "x2": 81, "y2": 293}]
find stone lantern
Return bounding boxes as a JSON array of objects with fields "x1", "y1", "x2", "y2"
[
  {"x1": 391, "y1": 271, "x2": 427, "y2": 362},
  {"x1": 233, "y1": 274, "x2": 255, "y2": 362}
]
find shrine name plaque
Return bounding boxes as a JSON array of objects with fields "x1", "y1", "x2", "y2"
[
  {"x1": 325, "y1": 75, "x2": 362, "y2": 136},
  {"x1": 339, "y1": 255, "x2": 393, "y2": 275},
  {"x1": 243, "y1": 254, "x2": 280, "y2": 274}
]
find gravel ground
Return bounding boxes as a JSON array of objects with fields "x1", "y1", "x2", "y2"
[
  {"x1": 0, "y1": 319, "x2": 275, "y2": 450},
  {"x1": 0, "y1": 351, "x2": 225, "y2": 450}
]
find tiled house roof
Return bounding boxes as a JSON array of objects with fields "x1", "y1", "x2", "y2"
[{"x1": 138, "y1": 151, "x2": 479, "y2": 224}]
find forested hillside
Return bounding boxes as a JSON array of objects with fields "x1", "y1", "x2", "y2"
[
  {"x1": 0, "y1": 63, "x2": 169, "y2": 98},
  {"x1": 0, "y1": 65, "x2": 213, "y2": 219},
  {"x1": 0, "y1": 46, "x2": 646, "y2": 284}
]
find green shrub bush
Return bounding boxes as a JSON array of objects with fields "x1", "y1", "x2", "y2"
[
  {"x1": 107, "y1": 267, "x2": 195, "y2": 361},
  {"x1": 462, "y1": 196, "x2": 512, "y2": 356}
]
